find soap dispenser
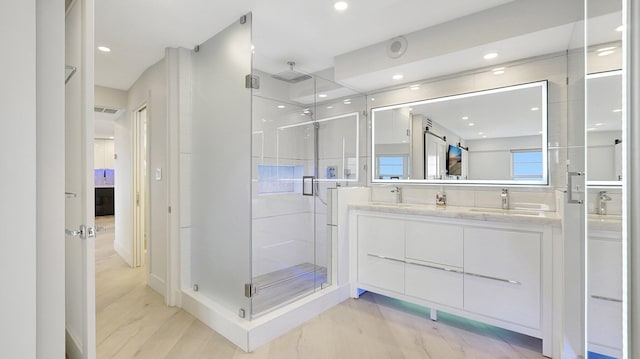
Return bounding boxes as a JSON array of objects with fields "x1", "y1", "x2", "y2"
[{"x1": 436, "y1": 189, "x2": 447, "y2": 207}]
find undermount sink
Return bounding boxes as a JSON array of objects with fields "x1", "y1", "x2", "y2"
[{"x1": 468, "y1": 208, "x2": 543, "y2": 217}]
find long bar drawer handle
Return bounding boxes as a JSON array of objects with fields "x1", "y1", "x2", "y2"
[
  {"x1": 367, "y1": 253, "x2": 405, "y2": 263},
  {"x1": 591, "y1": 295, "x2": 623, "y2": 303},
  {"x1": 405, "y1": 260, "x2": 464, "y2": 274},
  {"x1": 464, "y1": 272, "x2": 521, "y2": 285}
]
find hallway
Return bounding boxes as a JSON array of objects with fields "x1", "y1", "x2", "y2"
[{"x1": 95, "y1": 216, "x2": 546, "y2": 359}]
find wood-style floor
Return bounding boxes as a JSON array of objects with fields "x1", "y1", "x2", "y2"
[{"x1": 95, "y1": 216, "x2": 546, "y2": 359}]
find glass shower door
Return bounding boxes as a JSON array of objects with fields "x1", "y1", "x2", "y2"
[{"x1": 250, "y1": 72, "x2": 321, "y2": 316}]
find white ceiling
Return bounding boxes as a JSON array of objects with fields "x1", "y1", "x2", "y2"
[
  {"x1": 93, "y1": 0, "x2": 622, "y2": 138},
  {"x1": 95, "y1": 0, "x2": 513, "y2": 91}
]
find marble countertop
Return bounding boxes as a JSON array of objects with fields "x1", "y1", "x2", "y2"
[
  {"x1": 588, "y1": 214, "x2": 623, "y2": 232},
  {"x1": 349, "y1": 201, "x2": 562, "y2": 226}
]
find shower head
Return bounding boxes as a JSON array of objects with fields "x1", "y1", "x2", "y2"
[{"x1": 271, "y1": 61, "x2": 312, "y2": 83}]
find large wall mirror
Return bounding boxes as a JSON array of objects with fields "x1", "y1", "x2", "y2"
[
  {"x1": 586, "y1": 70, "x2": 622, "y2": 186},
  {"x1": 372, "y1": 81, "x2": 548, "y2": 185}
]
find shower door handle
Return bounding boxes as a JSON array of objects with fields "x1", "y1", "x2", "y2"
[{"x1": 302, "y1": 176, "x2": 315, "y2": 196}]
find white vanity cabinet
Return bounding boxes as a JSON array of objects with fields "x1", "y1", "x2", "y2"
[
  {"x1": 588, "y1": 229, "x2": 623, "y2": 358},
  {"x1": 405, "y1": 221, "x2": 463, "y2": 308},
  {"x1": 351, "y1": 208, "x2": 555, "y2": 357},
  {"x1": 463, "y1": 227, "x2": 541, "y2": 329},
  {"x1": 357, "y1": 215, "x2": 405, "y2": 293}
]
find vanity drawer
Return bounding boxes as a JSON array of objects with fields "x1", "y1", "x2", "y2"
[
  {"x1": 405, "y1": 260, "x2": 463, "y2": 308},
  {"x1": 463, "y1": 227, "x2": 541, "y2": 329},
  {"x1": 405, "y1": 220, "x2": 463, "y2": 267},
  {"x1": 357, "y1": 215, "x2": 405, "y2": 293}
]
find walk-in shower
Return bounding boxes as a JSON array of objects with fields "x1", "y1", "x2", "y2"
[
  {"x1": 184, "y1": 13, "x2": 366, "y2": 350},
  {"x1": 251, "y1": 62, "x2": 363, "y2": 316}
]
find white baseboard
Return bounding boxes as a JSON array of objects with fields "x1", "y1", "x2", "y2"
[
  {"x1": 180, "y1": 284, "x2": 351, "y2": 352},
  {"x1": 113, "y1": 240, "x2": 132, "y2": 267},
  {"x1": 148, "y1": 273, "x2": 166, "y2": 298},
  {"x1": 65, "y1": 329, "x2": 82, "y2": 359}
]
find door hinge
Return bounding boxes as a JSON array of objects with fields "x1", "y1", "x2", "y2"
[
  {"x1": 244, "y1": 283, "x2": 257, "y2": 298},
  {"x1": 245, "y1": 74, "x2": 260, "y2": 89},
  {"x1": 168, "y1": 206, "x2": 172, "y2": 214}
]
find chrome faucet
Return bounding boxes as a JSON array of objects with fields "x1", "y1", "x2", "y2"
[
  {"x1": 390, "y1": 186, "x2": 402, "y2": 204},
  {"x1": 598, "y1": 191, "x2": 612, "y2": 215},
  {"x1": 501, "y1": 189, "x2": 509, "y2": 210}
]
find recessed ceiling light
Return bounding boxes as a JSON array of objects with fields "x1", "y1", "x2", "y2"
[
  {"x1": 277, "y1": 105, "x2": 285, "y2": 109},
  {"x1": 462, "y1": 116, "x2": 469, "y2": 120},
  {"x1": 327, "y1": 106, "x2": 333, "y2": 109},
  {"x1": 616, "y1": 25, "x2": 624, "y2": 32},
  {"x1": 531, "y1": 107, "x2": 540, "y2": 111},
  {"x1": 370, "y1": 98, "x2": 375, "y2": 102},
  {"x1": 318, "y1": 94, "x2": 327, "y2": 98},
  {"x1": 334, "y1": 1, "x2": 348, "y2": 11},
  {"x1": 613, "y1": 109, "x2": 622, "y2": 113},
  {"x1": 492, "y1": 67, "x2": 505, "y2": 72},
  {"x1": 598, "y1": 50, "x2": 615, "y2": 57},
  {"x1": 251, "y1": 44, "x2": 255, "y2": 53},
  {"x1": 410, "y1": 85, "x2": 420, "y2": 91},
  {"x1": 108, "y1": 136, "x2": 114, "y2": 139},
  {"x1": 478, "y1": 132, "x2": 484, "y2": 135},
  {"x1": 97, "y1": 46, "x2": 111, "y2": 53},
  {"x1": 468, "y1": 122, "x2": 475, "y2": 127},
  {"x1": 492, "y1": 70, "x2": 505, "y2": 75},
  {"x1": 483, "y1": 52, "x2": 498, "y2": 60},
  {"x1": 392, "y1": 74, "x2": 404, "y2": 80},
  {"x1": 409, "y1": 108, "x2": 413, "y2": 111},
  {"x1": 595, "y1": 123, "x2": 604, "y2": 126},
  {"x1": 482, "y1": 135, "x2": 487, "y2": 138},
  {"x1": 587, "y1": 127, "x2": 596, "y2": 131},
  {"x1": 344, "y1": 101, "x2": 351, "y2": 105}
]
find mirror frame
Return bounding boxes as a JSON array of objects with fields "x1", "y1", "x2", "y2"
[{"x1": 371, "y1": 81, "x2": 549, "y2": 186}]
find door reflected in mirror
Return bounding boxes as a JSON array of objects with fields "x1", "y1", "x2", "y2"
[{"x1": 372, "y1": 81, "x2": 548, "y2": 185}]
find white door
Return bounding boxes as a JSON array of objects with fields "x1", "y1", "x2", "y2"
[
  {"x1": 133, "y1": 105, "x2": 148, "y2": 267},
  {"x1": 65, "y1": 0, "x2": 96, "y2": 358}
]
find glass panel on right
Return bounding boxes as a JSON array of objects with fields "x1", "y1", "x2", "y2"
[{"x1": 586, "y1": 0, "x2": 624, "y2": 358}]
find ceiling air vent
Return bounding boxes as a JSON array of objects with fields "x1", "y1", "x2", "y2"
[{"x1": 425, "y1": 118, "x2": 433, "y2": 128}]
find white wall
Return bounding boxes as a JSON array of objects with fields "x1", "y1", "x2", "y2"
[
  {"x1": 95, "y1": 85, "x2": 127, "y2": 108},
  {"x1": 114, "y1": 103, "x2": 133, "y2": 265},
  {"x1": 0, "y1": 2, "x2": 37, "y2": 358},
  {"x1": 36, "y1": 0, "x2": 66, "y2": 357},
  {"x1": 115, "y1": 58, "x2": 168, "y2": 297}
]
